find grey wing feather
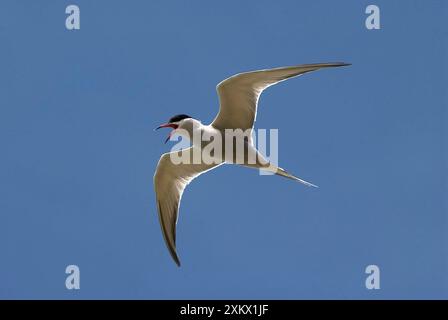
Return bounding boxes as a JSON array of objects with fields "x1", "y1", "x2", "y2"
[
  {"x1": 154, "y1": 147, "x2": 221, "y2": 266},
  {"x1": 212, "y1": 62, "x2": 351, "y2": 131}
]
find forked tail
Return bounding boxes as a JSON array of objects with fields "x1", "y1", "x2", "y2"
[
  {"x1": 242, "y1": 161, "x2": 318, "y2": 188},
  {"x1": 274, "y1": 167, "x2": 318, "y2": 188}
]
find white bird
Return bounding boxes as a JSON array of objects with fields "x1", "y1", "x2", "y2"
[{"x1": 154, "y1": 62, "x2": 350, "y2": 266}]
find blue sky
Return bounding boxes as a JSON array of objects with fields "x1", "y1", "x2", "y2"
[{"x1": 0, "y1": 0, "x2": 446, "y2": 299}]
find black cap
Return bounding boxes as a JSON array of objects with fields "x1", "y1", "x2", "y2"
[{"x1": 169, "y1": 114, "x2": 192, "y2": 123}]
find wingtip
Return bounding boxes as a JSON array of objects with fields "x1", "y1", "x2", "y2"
[
  {"x1": 167, "y1": 248, "x2": 181, "y2": 267},
  {"x1": 305, "y1": 62, "x2": 351, "y2": 70},
  {"x1": 174, "y1": 256, "x2": 181, "y2": 267},
  {"x1": 331, "y1": 62, "x2": 352, "y2": 67},
  {"x1": 169, "y1": 247, "x2": 182, "y2": 267},
  {"x1": 167, "y1": 246, "x2": 182, "y2": 267}
]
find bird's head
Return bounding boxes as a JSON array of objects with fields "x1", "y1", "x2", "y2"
[{"x1": 155, "y1": 114, "x2": 193, "y2": 143}]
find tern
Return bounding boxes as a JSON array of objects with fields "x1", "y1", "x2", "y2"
[{"x1": 154, "y1": 62, "x2": 350, "y2": 266}]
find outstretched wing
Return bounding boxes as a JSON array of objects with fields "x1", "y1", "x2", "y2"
[
  {"x1": 154, "y1": 147, "x2": 222, "y2": 266},
  {"x1": 212, "y1": 62, "x2": 350, "y2": 131}
]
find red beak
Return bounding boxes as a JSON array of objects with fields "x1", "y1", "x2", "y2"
[
  {"x1": 155, "y1": 123, "x2": 179, "y2": 143},
  {"x1": 156, "y1": 123, "x2": 178, "y2": 130}
]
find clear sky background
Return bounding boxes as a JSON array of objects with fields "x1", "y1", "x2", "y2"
[{"x1": 0, "y1": 0, "x2": 446, "y2": 299}]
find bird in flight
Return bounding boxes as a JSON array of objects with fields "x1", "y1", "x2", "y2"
[{"x1": 154, "y1": 62, "x2": 350, "y2": 266}]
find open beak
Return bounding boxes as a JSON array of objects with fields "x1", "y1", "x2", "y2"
[{"x1": 155, "y1": 123, "x2": 179, "y2": 144}]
